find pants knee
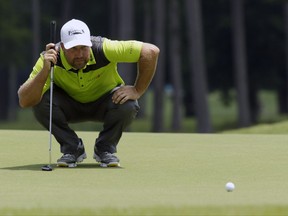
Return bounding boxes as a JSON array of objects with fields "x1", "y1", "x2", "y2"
[
  {"x1": 117, "y1": 100, "x2": 140, "y2": 120},
  {"x1": 105, "y1": 100, "x2": 140, "y2": 126}
]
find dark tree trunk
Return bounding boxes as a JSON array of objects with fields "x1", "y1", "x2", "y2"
[
  {"x1": 170, "y1": 0, "x2": 183, "y2": 131},
  {"x1": 32, "y1": 0, "x2": 40, "y2": 63},
  {"x1": 231, "y1": 0, "x2": 251, "y2": 127},
  {"x1": 185, "y1": 0, "x2": 212, "y2": 133},
  {"x1": 152, "y1": 0, "x2": 165, "y2": 132},
  {"x1": 281, "y1": 2, "x2": 288, "y2": 114}
]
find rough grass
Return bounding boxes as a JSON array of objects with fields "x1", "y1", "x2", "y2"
[
  {"x1": 223, "y1": 120, "x2": 288, "y2": 134},
  {"x1": 2, "y1": 206, "x2": 288, "y2": 216}
]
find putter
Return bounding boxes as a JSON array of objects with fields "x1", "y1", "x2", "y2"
[{"x1": 42, "y1": 20, "x2": 57, "y2": 172}]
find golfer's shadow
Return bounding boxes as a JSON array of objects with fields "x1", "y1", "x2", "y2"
[
  {"x1": 1, "y1": 164, "x2": 51, "y2": 171},
  {"x1": 1, "y1": 163, "x2": 123, "y2": 171}
]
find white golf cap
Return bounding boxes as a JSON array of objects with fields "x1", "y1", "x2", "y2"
[{"x1": 60, "y1": 19, "x2": 92, "y2": 49}]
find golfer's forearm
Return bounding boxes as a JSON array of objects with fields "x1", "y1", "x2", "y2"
[
  {"x1": 18, "y1": 69, "x2": 49, "y2": 108},
  {"x1": 135, "y1": 43, "x2": 160, "y2": 96}
]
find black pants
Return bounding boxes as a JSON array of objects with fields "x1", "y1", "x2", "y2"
[{"x1": 33, "y1": 86, "x2": 139, "y2": 154}]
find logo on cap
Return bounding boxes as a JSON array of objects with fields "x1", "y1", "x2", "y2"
[{"x1": 68, "y1": 30, "x2": 85, "y2": 35}]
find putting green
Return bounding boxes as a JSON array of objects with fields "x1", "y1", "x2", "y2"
[{"x1": 1, "y1": 130, "x2": 288, "y2": 215}]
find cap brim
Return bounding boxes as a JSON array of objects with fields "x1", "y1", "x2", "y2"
[{"x1": 63, "y1": 40, "x2": 92, "y2": 49}]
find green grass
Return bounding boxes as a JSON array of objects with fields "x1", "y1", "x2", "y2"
[{"x1": 1, "y1": 130, "x2": 288, "y2": 215}]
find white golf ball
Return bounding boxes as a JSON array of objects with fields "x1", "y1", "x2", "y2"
[{"x1": 225, "y1": 182, "x2": 235, "y2": 192}]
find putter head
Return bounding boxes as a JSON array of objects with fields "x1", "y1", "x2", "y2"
[{"x1": 41, "y1": 165, "x2": 53, "y2": 171}]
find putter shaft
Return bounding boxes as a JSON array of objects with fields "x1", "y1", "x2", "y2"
[{"x1": 49, "y1": 66, "x2": 54, "y2": 166}]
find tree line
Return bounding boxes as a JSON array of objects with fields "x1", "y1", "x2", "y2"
[{"x1": 0, "y1": 0, "x2": 287, "y2": 132}]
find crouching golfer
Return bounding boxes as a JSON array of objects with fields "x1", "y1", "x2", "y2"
[{"x1": 18, "y1": 19, "x2": 159, "y2": 168}]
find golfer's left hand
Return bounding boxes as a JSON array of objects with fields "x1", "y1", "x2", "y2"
[{"x1": 112, "y1": 86, "x2": 140, "y2": 104}]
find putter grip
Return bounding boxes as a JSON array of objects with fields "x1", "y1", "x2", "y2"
[{"x1": 50, "y1": 21, "x2": 57, "y2": 67}]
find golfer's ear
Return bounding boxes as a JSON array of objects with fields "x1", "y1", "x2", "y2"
[{"x1": 60, "y1": 43, "x2": 65, "y2": 50}]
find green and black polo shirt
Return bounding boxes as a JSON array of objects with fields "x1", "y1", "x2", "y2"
[{"x1": 29, "y1": 36, "x2": 143, "y2": 103}]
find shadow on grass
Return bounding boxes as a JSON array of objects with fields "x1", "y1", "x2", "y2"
[{"x1": 1, "y1": 163, "x2": 123, "y2": 171}]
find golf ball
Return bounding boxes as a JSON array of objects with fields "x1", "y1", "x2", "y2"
[{"x1": 225, "y1": 182, "x2": 235, "y2": 192}]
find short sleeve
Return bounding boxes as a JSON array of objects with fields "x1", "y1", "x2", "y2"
[{"x1": 103, "y1": 38, "x2": 143, "y2": 63}]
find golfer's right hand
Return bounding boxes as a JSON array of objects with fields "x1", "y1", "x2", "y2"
[{"x1": 43, "y1": 43, "x2": 58, "y2": 70}]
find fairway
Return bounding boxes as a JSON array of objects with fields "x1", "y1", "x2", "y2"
[{"x1": 1, "y1": 130, "x2": 288, "y2": 215}]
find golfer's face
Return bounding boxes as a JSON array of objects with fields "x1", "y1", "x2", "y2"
[{"x1": 62, "y1": 45, "x2": 90, "y2": 70}]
